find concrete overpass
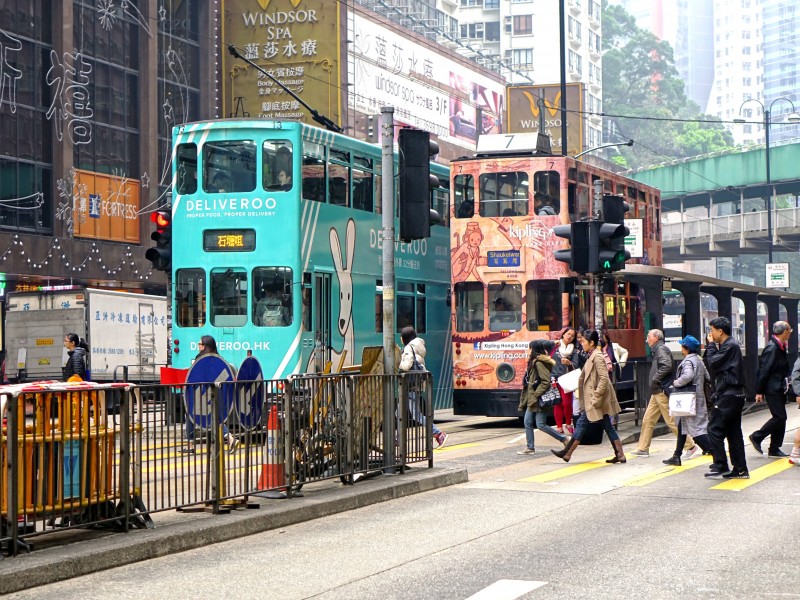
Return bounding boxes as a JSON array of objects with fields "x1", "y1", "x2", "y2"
[{"x1": 627, "y1": 141, "x2": 800, "y2": 262}]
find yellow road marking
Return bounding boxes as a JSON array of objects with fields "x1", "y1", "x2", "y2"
[
  {"x1": 711, "y1": 458, "x2": 795, "y2": 491},
  {"x1": 623, "y1": 455, "x2": 712, "y2": 487},
  {"x1": 518, "y1": 454, "x2": 624, "y2": 483},
  {"x1": 435, "y1": 442, "x2": 480, "y2": 453}
]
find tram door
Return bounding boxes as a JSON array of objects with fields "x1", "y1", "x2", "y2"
[{"x1": 313, "y1": 272, "x2": 333, "y2": 373}]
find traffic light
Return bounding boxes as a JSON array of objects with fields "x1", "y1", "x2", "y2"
[
  {"x1": 596, "y1": 195, "x2": 631, "y2": 273},
  {"x1": 398, "y1": 128, "x2": 440, "y2": 242},
  {"x1": 145, "y1": 210, "x2": 172, "y2": 272},
  {"x1": 553, "y1": 221, "x2": 593, "y2": 274}
]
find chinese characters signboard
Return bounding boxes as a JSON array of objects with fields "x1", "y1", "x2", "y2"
[{"x1": 222, "y1": 0, "x2": 343, "y2": 126}]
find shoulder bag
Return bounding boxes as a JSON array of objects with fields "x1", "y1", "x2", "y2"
[
  {"x1": 668, "y1": 384, "x2": 697, "y2": 417},
  {"x1": 538, "y1": 385, "x2": 561, "y2": 409},
  {"x1": 557, "y1": 368, "x2": 581, "y2": 393}
]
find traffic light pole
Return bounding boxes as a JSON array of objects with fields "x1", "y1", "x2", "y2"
[
  {"x1": 592, "y1": 179, "x2": 604, "y2": 332},
  {"x1": 380, "y1": 107, "x2": 397, "y2": 472}
]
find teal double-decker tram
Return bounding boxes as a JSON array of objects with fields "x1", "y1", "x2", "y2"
[{"x1": 169, "y1": 120, "x2": 453, "y2": 407}]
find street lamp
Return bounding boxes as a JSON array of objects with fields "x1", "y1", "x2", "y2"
[
  {"x1": 733, "y1": 97, "x2": 800, "y2": 263},
  {"x1": 574, "y1": 139, "x2": 634, "y2": 159}
]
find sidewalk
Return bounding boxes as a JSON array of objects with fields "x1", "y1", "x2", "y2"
[{"x1": 0, "y1": 467, "x2": 468, "y2": 596}]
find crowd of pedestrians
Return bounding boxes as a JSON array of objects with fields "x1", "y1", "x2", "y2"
[{"x1": 515, "y1": 318, "x2": 800, "y2": 478}]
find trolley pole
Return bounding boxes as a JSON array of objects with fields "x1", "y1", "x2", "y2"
[
  {"x1": 380, "y1": 107, "x2": 397, "y2": 471},
  {"x1": 593, "y1": 178, "x2": 604, "y2": 331}
]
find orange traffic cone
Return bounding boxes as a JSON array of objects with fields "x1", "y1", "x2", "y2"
[{"x1": 258, "y1": 404, "x2": 287, "y2": 499}]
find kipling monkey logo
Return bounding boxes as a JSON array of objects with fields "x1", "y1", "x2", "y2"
[{"x1": 257, "y1": 0, "x2": 303, "y2": 8}]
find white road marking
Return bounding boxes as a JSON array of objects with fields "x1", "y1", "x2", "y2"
[
  {"x1": 466, "y1": 579, "x2": 547, "y2": 599},
  {"x1": 507, "y1": 434, "x2": 526, "y2": 444}
]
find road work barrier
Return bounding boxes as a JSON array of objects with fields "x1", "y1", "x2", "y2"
[{"x1": 0, "y1": 369, "x2": 433, "y2": 555}]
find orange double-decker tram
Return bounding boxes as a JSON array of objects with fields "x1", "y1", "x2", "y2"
[{"x1": 449, "y1": 133, "x2": 662, "y2": 417}]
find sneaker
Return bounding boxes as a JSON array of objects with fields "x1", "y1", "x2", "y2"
[
  {"x1": 721, "y1": 469, "x2": 750, "y2": 479},
  {"x1": 749, "y1": 433, "x2": 763, "y2": 455},
  {"x1": 681, "y1": 446, "x2": 701, "y2": 461},
  {"x1": 516, "y1": 448, "x2": 535, "y2": 455},
  {"x1": 435, "y1": 432, "x2": 448, "y2": 448},
  {"x1": 228, "y1": 438, "x2": 240, "y2": 454},
  {"x1": 662, "y1": 455, "x2": 681, "y2": 466},
  {"x1": 789, "y1": 455, "x2": 800, "y2": 466},
  {"x1": 179, "y1": 446, "x2": 195, "y2": 454},
  {"x1": 630, "y1": 449, "x2": 650, "y2": 457}
]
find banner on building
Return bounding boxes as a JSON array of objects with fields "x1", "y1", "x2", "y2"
[
  {"x1": 506, "y1": 83, "x2": 584, "y2": 156},
  {"x1": 73, "y1": 170, "x2": 140, "y2": 243}
]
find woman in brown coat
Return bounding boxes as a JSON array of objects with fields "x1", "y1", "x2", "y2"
[{"x1": 552, "y1": 329, "x2": 626, "y2": 463}]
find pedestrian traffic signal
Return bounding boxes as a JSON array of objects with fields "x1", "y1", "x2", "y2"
[
  {"x1": 398, "y1": 128, "x2": 440, "y2": 242},
  {"x1": 553, "y1": 221, "x2": 593, "y2": 274},
  {"x1": 145, "y1": 210, "x2": 172, "y2": 272},
  {"x1": 597, "y1": 195, "x2": 630, "y2": 273}
]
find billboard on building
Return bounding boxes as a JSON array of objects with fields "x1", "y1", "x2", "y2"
[
  {"x1": 73, "y1": 170, "x2": 140, "y2": 243},
  {"x1": 506, "y1": 83, "x2": 584, "y2": 156},
  {"x1": 349, "y1": 13, "x2": 504, "y2": 151},
  {"x1": 222, "y1": 0, "x2": 343, "y2": 126}
]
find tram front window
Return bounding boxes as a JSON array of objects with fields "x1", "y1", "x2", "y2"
[
  {"x1": 489, "y1": 282, "x2": 521, "y2": 331},
  {"x1": 210, "y1": 267, "x2": 248, "y2": 327},
  {"x1": 455, "y1": 281, "x2": 484, "y2": 332},
  {"x1": 253, "y1": 267, "x2": 293, "y2": 327}
]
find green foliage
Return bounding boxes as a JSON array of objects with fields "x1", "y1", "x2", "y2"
[{"x1": 601, "y1": 1, "x2": 734, "y2": 169}]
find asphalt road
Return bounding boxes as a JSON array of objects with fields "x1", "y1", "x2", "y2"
[{"x1": 14, "y1": 411, "x2": 800, "y2": 600}]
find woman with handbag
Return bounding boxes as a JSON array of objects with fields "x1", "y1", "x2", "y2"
[
  {"x1": 552, "y1": 329, "x2": 626, "y2": 464},
  {"x1": 661, "y1": 335, "x2": 714, "y2": 466},
  {"x1": 552, "y1": 328, "x2": 577, "y2": 435},
  {"x1": 517, "y1": 340, "x2": 570, "y2": 455}
]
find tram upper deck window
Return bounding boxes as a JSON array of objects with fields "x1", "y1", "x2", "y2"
[
  {"x1": 453, "y1": 174, "x2": 475, "y2": 218},
  {"x1": 176, "y1": 143, "x2": 197, "y2": 194},
  {"x1": 489, "y1": 282, "x2": 522, "y2": 331},
  {"x1": 203, "y1": 141, "x2": 256, "y2": 193},
  {"x1": 352, "y1": 156, "x2": 373, "y2": 212},
  {"x1": 302, "y1": 141, "x2": 326, "y2": 203},
  {"x1": 455, "y1": 281, "x2": 484, "y2": 332},
  {"x1": 479, "y1": 172, "x2": 528, "y2": 218},
  {"x1": 253, "y1": 267, "x2": 293, "y2": 327},
  {"x1": 533, "y1": 171, "x2": 560, "y2": 215},
  {"x1": 328, "y1": 149, "x2": 350, "y2": 207},
  {"x1": 175, "y1": 269, "x2": 206, "y2": 328},
  {"x1": 210, "y1": 267, "x2": 248, "y2": 327},
  {"x1": 263, "y1": 141, "x2": 293, "y2": 191}
]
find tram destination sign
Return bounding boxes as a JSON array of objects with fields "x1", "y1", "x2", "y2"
[{"x1": 203, "y1": 229, "x2": 256, "y2": 252}]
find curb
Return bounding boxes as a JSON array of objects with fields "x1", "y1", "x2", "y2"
[{"x1": 0, "y1": 467, "x2": 468, "y2": 596}]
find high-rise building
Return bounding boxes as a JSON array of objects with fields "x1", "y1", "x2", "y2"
[{"x1": 761, "y1": 1, "x2": 800, "y2": 144}]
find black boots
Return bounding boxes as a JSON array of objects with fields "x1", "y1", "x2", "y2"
[
  {"x1": 606, "y1": 439, "x2": 627, "y2": 464},
  {"x1": 551, "y1": 436, "x2": 580, "y2": 462},
  {"x1": 662, "y1": 454, "x2": 681, "y2": 466}
]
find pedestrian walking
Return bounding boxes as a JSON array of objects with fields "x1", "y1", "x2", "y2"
[
  {"x1": 399, "y1": 326, "x2": 447, "y2": 448},
  {"x1": 786, "y1": 356, "x2": 800, "y2": 466},
  {"x1": 704, "y1": 317, "x2": 749, "y2": 479},
  {"x1": 181, "y1": 335, "x2": 239, "y2": 454},
  {"x1": 750, "y1": 321, "x2": 791, "y2": 457},
  {"x1": 551, "y1": 329, "x2": 626, "y2": 464},
  {"x1": 661, "y1": 336, "x2": 715, "y2": 466},
  {"x1": 552, "y1": 327, "x2": 577, "y2": 435},
  {"x1": 631, "y1": 329, "x2": 696, "y2": 458},
  {"x1": 63, "y1": 333, "x2": 89, "y2": 381},
  {"x1": 517, "y1": 340, "x2": 569, "y2": 455}
]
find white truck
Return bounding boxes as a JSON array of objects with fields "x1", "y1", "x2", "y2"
[{"x1": 5, "y1": 288, "x2": 167, "y2": 382}]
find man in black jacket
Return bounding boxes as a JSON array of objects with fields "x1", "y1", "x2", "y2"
[
  {"x1": 750, "y1": 320, "x2": 791, "y2": 457},
  {"x1": 704, "y1": 317, "x2": 749, "y2": 479}
]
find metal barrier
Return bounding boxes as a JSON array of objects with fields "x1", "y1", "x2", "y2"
[{"x1": 0, "y1": 370, "x2": 433, "y2": 555}]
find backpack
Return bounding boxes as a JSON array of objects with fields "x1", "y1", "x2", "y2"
[
  {"x1": 259, "y1": 300, "x2": 284, "y2": 326},
  {"x1": 410, "y1": 347, "x2": 425, "y2": 371}
]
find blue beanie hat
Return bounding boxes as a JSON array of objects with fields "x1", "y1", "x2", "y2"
[{"x1": 679, "y1": 335, "x2": 701, "y2": 352}]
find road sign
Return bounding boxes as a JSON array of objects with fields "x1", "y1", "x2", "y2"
[
  {"x1": 766, "y1": 262, "x2": 789, "y2": 289},
  {"x1": 185, "y1": 354, "x2": 236, "y2": 429},
  {"x1": 236, "y1": 356, "x2": 264, "y2": 429}
]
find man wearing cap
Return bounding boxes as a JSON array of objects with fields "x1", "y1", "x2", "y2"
[
  {"x1": 631, "y1": 329, "x2": 697, "y2": 458},
  {"x1": 750, "y1": 320, "x2": 792, "y2": 457}
]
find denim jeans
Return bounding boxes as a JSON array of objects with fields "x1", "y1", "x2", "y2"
[
  {"x1": 572, "y1": 412, "x2": 620, "y2": 443},
  {"x1": 524, "y1": 408, "x2": 566, "y2": 450},
  {"x1": 409, "y1": 391, "x2": 441, "y2": 436}
]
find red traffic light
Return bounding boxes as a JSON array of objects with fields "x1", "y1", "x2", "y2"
[{"x1": 151, "y1": 210, "x2": 171, "y2": 230}]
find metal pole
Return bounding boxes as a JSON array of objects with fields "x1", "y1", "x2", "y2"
[
  {"x1": 593, "y1": 179, "x2": 603, "y2": 330},
  {"x1": 559, "y1": 0, "x2": 568, "y2": 156},
  {"x1": 765, "y1": 109, "x2": 773, "y2": 264},
  {"x1": 381, "y1": 107, "x2": 397, "y2": 472}
]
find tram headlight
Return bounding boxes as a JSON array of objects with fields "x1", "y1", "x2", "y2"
[{"x1": 496, "y1": 362, "x2": 515, "y2": 383}]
